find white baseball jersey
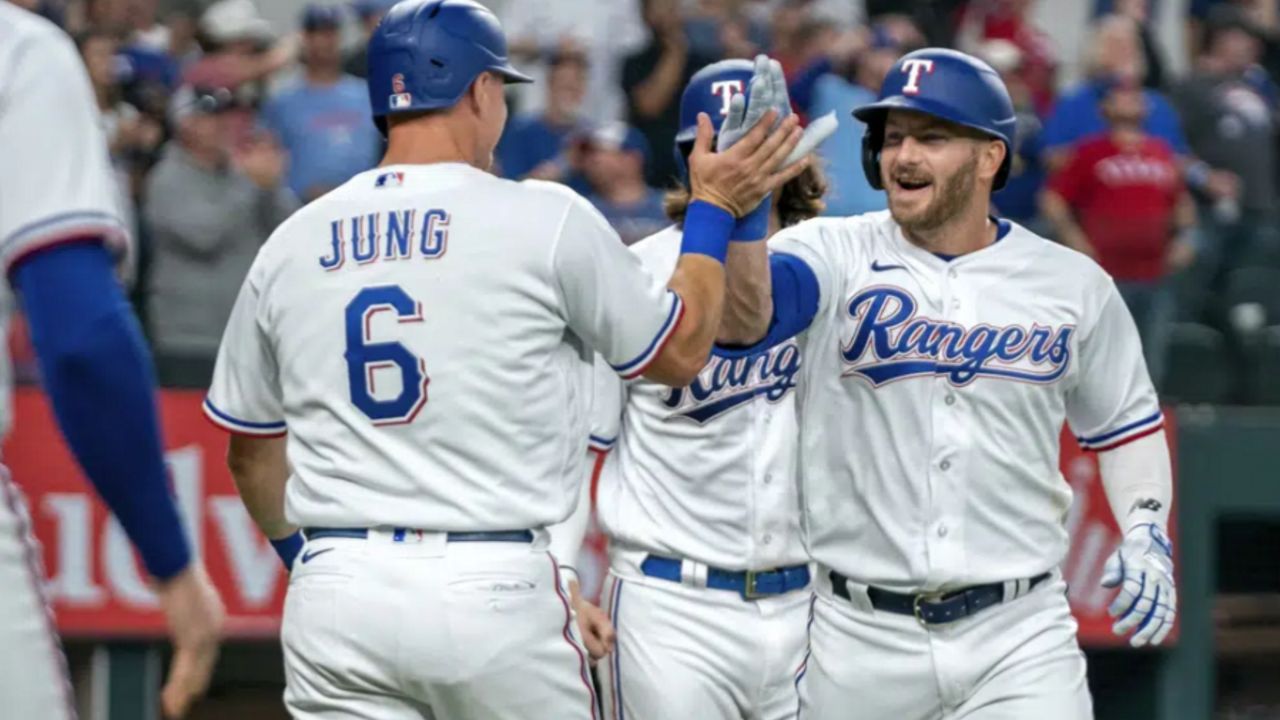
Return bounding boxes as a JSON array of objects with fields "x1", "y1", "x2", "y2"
[
  {"x1": 772, "y1": 211, "x2": 1161, "y2": 592},
  {"x1": 591, "y1": 226, "x2": 806, "y2": 571},
  {"x1": 0, "y1": 3, "x2": 128, "y2": 439},
  {"x1": 206, "y1": 163, "x2": 683, "y2": 531}
]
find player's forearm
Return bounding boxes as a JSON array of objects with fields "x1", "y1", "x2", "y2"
[
  {"x1": 226, "y1": 435, "x2": 295, "y2": 539},
  {"x1": 718, "y1": 239, "x2": 774, "y2": 345},
  {"x1": 15, "y1": 242, "x2": 193, "y2": 580},
  {"x1": 1098, "y1": 429, "x2": 1173, "y2": 532},
  {"x1": 546, "y1": 451, "x2": 597, "y2": 583},
  {"x1": 655, "y1": 254, "x2": 726, "y2": 385}
]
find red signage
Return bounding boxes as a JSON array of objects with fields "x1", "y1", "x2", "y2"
[{"x1": 4, "y1": 389, "x2": 1175, "y2": 646}]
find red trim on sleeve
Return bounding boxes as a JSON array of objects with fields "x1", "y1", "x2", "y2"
[
  {"x1": 619, "y1": 301, "x2": 687, "y2": 381},
  {"x1": 1088, "y1": 422, "x2": 1164, "y2": 453},
  {"x1": 4, "y1": 234, "x2": 109, "y2": 277},
  {"x1": 201, "y1": 411, "x2": 288, "y2": 438}
]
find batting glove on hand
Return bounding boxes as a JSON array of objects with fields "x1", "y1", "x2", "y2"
[{"x1": 1100, "y1": 523, "x2": 1177, "y2": 647}]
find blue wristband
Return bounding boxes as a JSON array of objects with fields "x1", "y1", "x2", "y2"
[
  {"x1": 732, "y1": 195, "x2": 772, "y2": 242},
  {"x1": 271, "y1": 531, "x2": 304, "y2": 571},
  {"x1": 680, "y1": 200, "x2": 735, "y2": 264}
]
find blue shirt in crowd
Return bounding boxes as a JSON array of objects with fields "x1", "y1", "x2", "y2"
[
  {"x1": 262, "y1": 76, "x2": 381, "y2": 200},
  {"x1": 1041, "y1": 80, "x2": 1189, "y2": 158},
  {"x1": 496, "y1": 114, "x2": 583, "y2": 180},
  {"x1": 587, "y1": 190, "x2": 669, "y2": 246},
  {"x1": 808, "y1": 74, "x2": 887, "y2": 218}
]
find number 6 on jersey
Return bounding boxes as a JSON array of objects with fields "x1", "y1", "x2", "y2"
[{"x1": 344, "y1": 285, "x2": 429, "y2": 424}]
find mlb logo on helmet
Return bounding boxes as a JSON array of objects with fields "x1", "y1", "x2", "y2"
[{"x1": 390, "y1": 72, "x2": 412, "y2": 109}]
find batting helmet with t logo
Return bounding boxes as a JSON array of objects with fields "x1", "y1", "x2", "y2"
[
  {"x1": 853, "y1": 48, "x2": 1017, "y2": 190},
  {"x1": 671, "y1": 59, "x2": 755, "y2": 183}
]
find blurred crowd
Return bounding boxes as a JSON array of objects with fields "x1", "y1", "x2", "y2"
[{"x1": 8, "y1": 0, "x2": 1280, "y2": 405}]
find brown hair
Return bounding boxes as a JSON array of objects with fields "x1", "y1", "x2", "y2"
[{"x1": 664, "y1": 162, "x2": 829, "y2": 229}]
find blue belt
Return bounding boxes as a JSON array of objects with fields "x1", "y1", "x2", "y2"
[
  {"x1": 304, "y1": 527, "x2": 535, "y2": 543},
  {"x1": 640, "y1": 554, "x2": 811, "y2": 600}
]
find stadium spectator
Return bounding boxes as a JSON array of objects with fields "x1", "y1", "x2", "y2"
[
  {"x1": 1041, "y1": 81, "x2": 1197, "y2": 388},
  {"x1": 344, "y1": 0, "x2": 396, "y2": 79},
  {"x1": 144, "y1": 86, "x2": 297, "y2": 386},
  {"x1": 127, "y1": 0, "x2": 170, "y2": 53},
  {"x1": 623, "y1": 0, "x2": 719, "y2": 187},
  {"x1": 980, "y1": 39, "x2": 1048, "y2": 230},
  {"x1": 187, "y1": 0, "x2": 296, "y2": 147},
  {"x1": 1096, "y1": 0, "x2": 1170, "y2": 90},
  {"x1": 495, "y1": 49, "x2": 591, "y2": 184},
  {"x1": 806, "y1": 23, "x2": 901, "y2": 217},
  {"x1": 1175, "y1": 5, "x2": 1278, "y2": 280},
  {"x1": 77, "y1": 27, "x2": 165, "y2": 282},
  {"x1": 956, "y1": 0, "x2": 1058, "y2": 116},
  {"x1": 262, "y1": 5, "x2": 380, "y2": 203},
  {"x1": 581, "y1": 122, "x2": 668, "y2": 246},
  {"x1": 684, "y1": 0, "x2": 767, "y2": 60},
  {"x1": 503, "y1": 0, "x2": 646, "y2": 125}
]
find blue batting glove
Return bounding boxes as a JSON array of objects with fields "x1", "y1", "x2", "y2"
[{"x1": 270, "y1": 531, "x2": 304, "y2": 572}]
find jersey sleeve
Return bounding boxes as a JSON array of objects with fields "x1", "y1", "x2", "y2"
[
  {"x1": 0, "y1": 29, "x2": 127, "y2": 275},
  {"x1": 1065, "y1": 280, "x2": 1164, "y2": 451},
  {"x1": 769, "y1": 220, "x2": 846, "y2": 320},
  {"x1": 551, "y1": 195, "x2": 683, "y2": 380},
  {"x1": 588, "y1": 354, "x2": 625, "y2": 453},
  {"x1": 204, "y1": 270, "x2": 286, "y2": 436}
]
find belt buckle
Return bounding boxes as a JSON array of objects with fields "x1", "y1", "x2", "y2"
[
  {"x1": 912, "y1": 591, "x2": 946, "y2": 627},
  {"x1": 742, "y1": 570, "x2": 763, "y2": 600}
]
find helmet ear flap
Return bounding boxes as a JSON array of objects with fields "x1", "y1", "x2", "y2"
[{"x1": 860, "y1": 117, "x2": 885, "y2": 190}]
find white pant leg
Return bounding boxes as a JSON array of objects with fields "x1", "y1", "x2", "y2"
[
  {"x1": 0, "y1": 470, "x2": 75, "y2": 720},
  {"x1": 283, "y1": 535, "x2": 596, "y2": 720},
  {"x1": 797, "y1": 587, "x2": 941, "y2": 720},
  {"x1": 946, "y1": 577, "x2": 1092, "y2": 720},
  {"x1": 798, "y1": 570, "x2": 1091, "y2": 720},
  {"x1": 598, "y1": 571, "x2": 811, "y2": 720}
]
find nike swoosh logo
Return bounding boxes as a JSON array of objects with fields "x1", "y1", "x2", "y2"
[
  {"x1": 871, "y1": 260, "x2": 906, "y2": 272},
  {"x1": 300, "y1": 548, "x2": 334, "y2": 564}
]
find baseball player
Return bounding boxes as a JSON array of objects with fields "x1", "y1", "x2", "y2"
[
  {"x1": 0, "y1": 4, "x2": 224, "y2": 719},
  {"x1": 203, "y1": 2, "x2": 807, "y2": 718},
  {"x1": 717, "y1": 48, "x2": 1177, "y2": 719},
  {"x1": 579, "y1": 57, "x2": 832, "y2": 720}
]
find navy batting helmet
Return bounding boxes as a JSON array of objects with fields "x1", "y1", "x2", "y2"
[
  {"x1": 853, "y1": 48, "x2": 1016, "y2": 190},
  {"x1": 366, "y1": 0, "x2": 531, "y2": 134},
  {"x1": 672, "y1": 59, "x2": 754, "y2": 181}
]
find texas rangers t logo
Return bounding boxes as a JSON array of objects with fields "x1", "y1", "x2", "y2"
[
  {"x1": 900, "y1": 59, "x2": 934, "y2": 95},
  {"x1": 711, "y1": 79, "x2": 745, "y2": 116}
]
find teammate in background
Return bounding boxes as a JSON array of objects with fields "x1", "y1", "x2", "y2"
[
  {"x1": 204, "y1": 2, "x2": 807, "y2": 718},
  {"x1": 0, "y1": 4, "x2": 223, "y2": 719},
  {"x1": 588, "y1": 58, "x2": 829, "y2": 720},
  {"x1": 718, "y1": 49, "x2": 1177, "y2": 718}
]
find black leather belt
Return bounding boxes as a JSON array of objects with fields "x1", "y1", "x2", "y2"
[{"x1": 830, "y1": 570, "x2": 1051, "y2": 626}]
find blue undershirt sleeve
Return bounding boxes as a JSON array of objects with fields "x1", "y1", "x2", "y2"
[
  {"x1": 12, "y1": 241, "x2": 192, "y2": 580},
  {"x1": 716, "y1": 252, "x2": 820, "y2": 358}
]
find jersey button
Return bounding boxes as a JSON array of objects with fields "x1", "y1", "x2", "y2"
[
  {"x1": 764, "y1": 474, "x2": 774, "y2": 485},
  {"x1": 762, "y1": 534, "x2": 773, "y2": 545},
  {"x1": 949, "y1": 269, "x2": 959, "y2": 279},
  {"x1": 939, "y1": 459, "x2": 951, "y2": 471},
  {"x1": 951, "y1": 299, "x2": 961, "y2": 309},
  {"x1": 945, "y1": 394, "x2": 956, "y2": 406},
  {"x1": 937, "y1": 524, "x2": 949, "y2": 538}
]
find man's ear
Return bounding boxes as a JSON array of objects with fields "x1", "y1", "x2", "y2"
[{"x1": 981, "y1": 139, "x2": 1007, "y2": 185}]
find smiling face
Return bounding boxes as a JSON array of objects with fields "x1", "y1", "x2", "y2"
[{"x1": 878, "y1": 110, "x2": 1004, "y2": 236}]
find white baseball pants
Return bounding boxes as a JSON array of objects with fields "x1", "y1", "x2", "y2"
[
  {"x1": 797, "y1": 569, "x2": 1093, "y2": 720},
  {"x1": 282, "y1": 530, "x2": 598, "y2": 719},
  {"x1": 598, "y1": 566, "x2": 811, "y2": 720},
  {"x1": 0, "y1": 468, "x2": 76, "y2": 719}
]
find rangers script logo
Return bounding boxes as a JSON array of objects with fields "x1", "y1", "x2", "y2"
[
  {"x1": 841, "y1": 286, "x2": 1074, "y2": 387},
  {"x1": 662, "y1": 342, "x2": 800, "y2": 423}
]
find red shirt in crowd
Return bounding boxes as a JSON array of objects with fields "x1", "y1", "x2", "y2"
[{"x1": 1047, "y1": 133, "x2": 1183, "y2": 282}]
